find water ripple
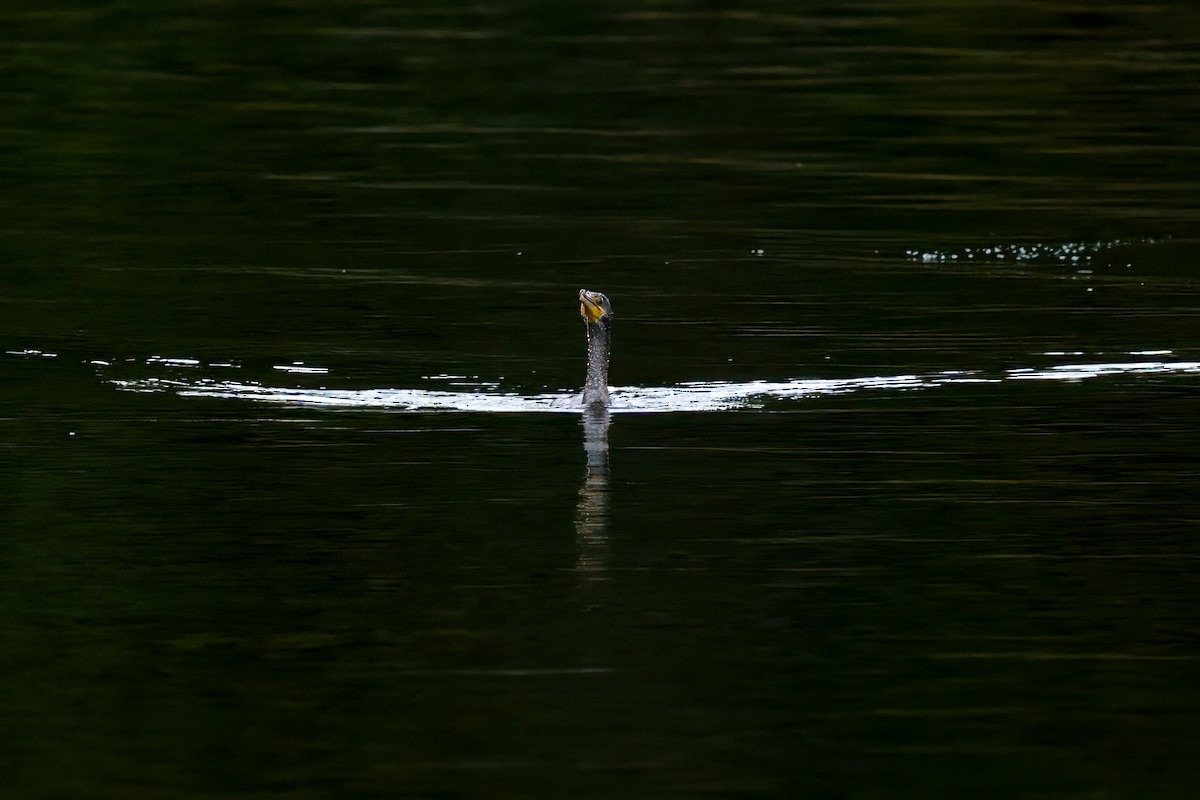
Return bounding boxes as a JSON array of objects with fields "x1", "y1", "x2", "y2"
[{"x1": 106, "y1": 355, "x2": 1200, "y2": 414}]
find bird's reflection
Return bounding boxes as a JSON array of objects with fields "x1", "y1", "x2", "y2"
[{"x1": 574, "y1": 405, "x2": 610, "y2": 578}]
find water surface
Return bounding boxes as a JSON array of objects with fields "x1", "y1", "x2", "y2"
[{"x1": 3, "y1": 2, "x2": 1200, "y2": 798}]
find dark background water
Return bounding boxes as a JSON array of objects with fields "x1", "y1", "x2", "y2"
[{"x1": 4, "y1": 2, "x2": 1200, "y2": 798}]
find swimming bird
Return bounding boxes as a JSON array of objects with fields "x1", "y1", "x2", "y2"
[{"x1": 579, "y1": 289, "x2": 613, "y2": 407}]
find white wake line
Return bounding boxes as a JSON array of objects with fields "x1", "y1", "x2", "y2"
[{"x1": 109, "y1": 359, "x2": 1200, "y2": 414}]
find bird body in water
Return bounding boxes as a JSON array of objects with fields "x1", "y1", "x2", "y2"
[{"x1": 579, "y1": 289, "x2": 613, "y2": 408}]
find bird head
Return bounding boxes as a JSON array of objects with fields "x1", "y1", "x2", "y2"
[{"x1": 579, "y1": 289, "x2": 613, "y2": 325}]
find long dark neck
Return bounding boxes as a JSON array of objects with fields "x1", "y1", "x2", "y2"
[{"x1": 583, "y1": 319, "x2": 610, "y2": 407}]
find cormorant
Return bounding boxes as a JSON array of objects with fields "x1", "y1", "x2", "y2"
[{"x1": 578, "y1": 289, "x2": 613, "y2": 408}]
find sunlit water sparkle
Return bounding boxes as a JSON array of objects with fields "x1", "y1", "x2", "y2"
[{"x1": 905, "y1": 238, "x2": 1152, "y2": 265}]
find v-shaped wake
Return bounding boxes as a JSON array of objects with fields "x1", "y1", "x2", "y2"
[{"x1": 107, "y1": 353, "x2": 1200, "y2": 413}]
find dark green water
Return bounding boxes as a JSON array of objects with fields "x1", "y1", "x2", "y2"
[{"x1": 4, "y1": 3, "x2": 1200, "y2": 798}]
